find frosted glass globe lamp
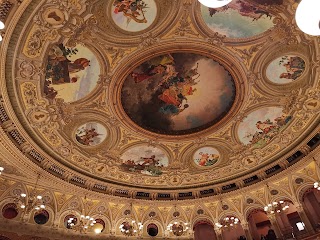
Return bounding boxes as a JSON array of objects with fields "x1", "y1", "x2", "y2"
[
  {"x1": 295, "y1": 0, "x2": 320, "y2": 36},
  {"x1": 198, "y1": 0, "x2": 232, "y2": 8}
]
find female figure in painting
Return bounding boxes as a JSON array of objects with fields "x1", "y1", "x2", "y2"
[
  {"x1": 131, "y1": 54, "x2": 175, "y2": 83},
  {"x1": 280, "y1": 56, "x2": 305, "y2": 80}
]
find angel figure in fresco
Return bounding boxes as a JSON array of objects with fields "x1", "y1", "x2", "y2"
[
  {"x1": 197, "y1": 152, "x2": 219, "y2": 166},
  {"x1": 246, "y1": 115, "x2": 292, "y2": 146},
  {"x1": 131, "y1": 54, "x2": 175, "y2": 83},
  {"x1": 157, "y1": 63, "x2": 199, "y2": 115},
  {"x1": 75, "y1": 127, "x2": 102, "y2": 146},
  {"x1": 113, "y1": 0, "x2": 148, "y2": 24},
  {"x1": 279, "y1": 56, "x2": 305, "y2": 80},
  {"x1": 208, "y1": 0, "x2": 271, "y2": 21}
]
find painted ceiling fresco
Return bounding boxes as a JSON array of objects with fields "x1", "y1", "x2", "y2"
[
  {"x1": 266, "y1": 55, "x2": 306, "y2": 84},
  {"x1": 111, "y1": 0, "x2": 157, "y2": 32},
  {"x1": 121, "y1": 53, "x2": 236, "y2": 135},
  {"x1": 44, "y1": 44, "x2": 100, "y2": 102},
  {"x1": 200, "y1": 0, "x2": 275, "y2": 38},
  {"x1": 1, "y1": 0, "x2": 319, "y2": 191}
]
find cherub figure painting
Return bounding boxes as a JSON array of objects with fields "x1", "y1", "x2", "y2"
[
  {"x1": 193, "y1": 147, "x2": 220, "y2": 167},
  {"x1": 112, "y1": 0, "x2": 157, "y2": 32},
  {"x1": 75, "y1": 123, "x2": 107, "y2": 146}
]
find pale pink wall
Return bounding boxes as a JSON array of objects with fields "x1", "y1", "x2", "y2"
[
  {"x1": 221, "y1": 224, "x2": 245, "y2": 240},
  {"x1": 248, "y1": 210, "x2": 270, "y2": 240},
  {"x1": 194, "y1": 223, "x2": 218, "y2": 240},
  {"x1": 303, "y1": 190, "x2": 320, "y2": 228}
]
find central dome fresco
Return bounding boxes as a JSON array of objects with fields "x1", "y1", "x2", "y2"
[{"x1": 121, "y1": 53, "x2": 236, "y2": 135}]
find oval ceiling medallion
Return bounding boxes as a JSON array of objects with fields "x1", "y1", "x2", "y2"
[
  {"x1": 111, "y1": 0, "x2": 157, "y2": 32},
  {"x1": 121, "y1": 52, "x2": 236, "y2": 135},
  {"x1": 44, "y1": 43, "x2": 100, "y2": 103},
  {"x1": 75, "y1": 122, "x2": 107, "y2": 147},
  {"x1": 238, "y1": 107, "x2": 292, "y2": 148},
  {"x1": 200, "y1": 0, "x2": 275, "y2": 38},
  {"x1": 193, "y1": 147, "x2": 220, "y2": 167},
  {"x1": 266, "y1": 55, "x2": 306, "y2": 84},
  {"x1": 120, "y1": 146, "x2": 169, "y2": 176}
]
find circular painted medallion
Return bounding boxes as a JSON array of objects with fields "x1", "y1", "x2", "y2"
[
  {"x1": 111, "y1": 0, "x2": 157, "y2": 32},
  {"x1": 120, "y1": 146, "x2": 169, "y2": 176},
  {"x1": 75, "y1": 122, "x2": 107, "y2": 146},
  {"x1": 200, "y1": 0, "x2": 275, "y2": 38},
  {"x1": 266, "y1": 55, "x2": 306, "y2": 84},
  {"x1": 238, "y1": 107, "x2": 292, "y2": 148},
  {"x1": 193, "y1": 147, "x2": 220, "y2": 167},
  {"x1": 44, "y1": 44, "x2": 100, "y2": 102},
  {"x1": 121, "y1": 53, "x2": 236, "y2": 135}
]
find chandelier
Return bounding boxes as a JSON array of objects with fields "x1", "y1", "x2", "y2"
[
  {"x1": 264, "y1": 200, "x2": 289, "y2": 214},
  {"x1": 314, "y1": 182, "x2": 320, "y2": 190},
  {"x1": 67, "y1": 215, "x2": 96, "y2": 233},
  {"x1": 216, "y1": 216, "x2": 240, "y2": 228},
  {"x1": 0, "y1": 166, "x2": 4, "y2": 174},
  {"x1": 119, "y1": 203, "x2": 143, "y2": 236},
  {"x1": 167, "y1": 221, "x2": 190, "y2": 236},
  {"x1": 14, "y1": 174, "x2": 45, "y2": 212},
  {"x1": 166, "y1": 206, "x2": 191, "y2": 237},
  {"x1": 119, "y1": 220, "x2": 143, "y2": 236},
  {"x1": 67, "y1": 196, "x2": 97, "y2": 233}
]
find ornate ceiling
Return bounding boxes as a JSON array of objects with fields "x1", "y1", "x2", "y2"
[{"x1": 0, "y1": 0, "x2": 319, "y2": 238}]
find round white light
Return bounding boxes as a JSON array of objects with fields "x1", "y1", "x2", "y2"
[
  {"x1": 295, "y1": 0, "x2": 320, "y2": 36},
  {"x1": 198, "y1": 0, "x2": 232, "y2": 8},
  {"x1": 0, "y1": 21, "x2": 4, "y2": 30}
]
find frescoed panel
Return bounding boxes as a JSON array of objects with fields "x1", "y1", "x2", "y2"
[
  {"x1": 200, "y1": 0, "x2": 275, "y2": 38},
  {"x1": 75, "y1": 122, "x2": 107, "y2": 146},
  {"x1": 121, "y1": 53, "x2": 236, "y2": 135},
  {"x1": 193, "y1": 147, "x2": 220, "y2": 167},
  {"x1": 111, "y1": 0, "x2": 157, "y2": 32},
  {"x1": 120, "y1": 146, "x2": 169, "y2": 176},
  {"x1": 266, "y1": 55, "x2": 305, "y2": 84},
  {"x1": 238, "y1": 107, "x2": 292, "y2": 148},
  {"x1": 44, "y1": 43, "x2": 100, "y2": 102}
]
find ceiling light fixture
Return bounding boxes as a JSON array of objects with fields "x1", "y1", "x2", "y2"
[
  {"x1": 295, "y1": 0, "x2": 320, "y2": 36},
  {"x1": 14, "y1": 174, "x2": 45, "y2": 212},
  {"x1": 0, "y1": 166, "x2": 4, "y2": 174},
  {"x1": 166, "y1": 205, "x2": 190, "y2": 237},
  {"x1": 198, "y1": 0, "x2": 232, "y2": 8},
  {"x1": 216, "y1": 216, "x2": 240, "y2": 228},
  {"x1": 67, "y1": 215, "x2": 96, "y2": 233},
  {"x1": 313, "y1": 157, "x2": 320, "y2": 190},
  {"x1": 120, "y1": 203, "x2": 143, "y2": 237},
  {"x1": 67, "y1": 196, "x2": 97, "y2": 233},
  {"x1": 264, "y1": 184, "x2": 289, "y2": 214}
]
